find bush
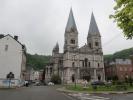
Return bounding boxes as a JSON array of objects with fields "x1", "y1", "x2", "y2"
[
  {"x1": 51, "y1": 74, "x2": 61, "y2": 84},
  {"x1": 92, "y1": 85, "x2": 97, "y2": 90},
  {"x1": 115, "y1": 85, "x2": 127, "y2": 91}
]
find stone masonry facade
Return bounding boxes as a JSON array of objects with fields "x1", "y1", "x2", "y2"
[{"x1": 45, "y1": 9, "x2": 105, "y2": 84}]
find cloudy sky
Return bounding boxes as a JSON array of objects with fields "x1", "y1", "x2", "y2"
[{"x1": 0, "y1": 0, "x2": 133, "y2": 55}]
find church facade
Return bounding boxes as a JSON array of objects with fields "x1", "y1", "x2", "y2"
[{"x1": 45, "y1": 9, "x2": 105, "y2": 84}]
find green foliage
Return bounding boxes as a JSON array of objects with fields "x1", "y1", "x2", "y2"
[
  {"x1": 104, "y1": 48, "x2": 133, "y2": 61},
  {"x1": 115, "y1": 85, "x2": 127, "y2": 91},
  {"x1": 51, "y1": 74, "x2": 61, "y2": 84},
  {"x1": 26, "y1": 53, "x2": 51, "y2": 70},
  {"x1": 66, "y1": 84, "x2": 130, "y2": 92},
  {"x1": 110, "y1": 0, "x2": 133, "y2": 39}
]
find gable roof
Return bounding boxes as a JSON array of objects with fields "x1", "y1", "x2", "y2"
[{"x1": 0, "y1": 34, "x2": 26, "y2": 50}]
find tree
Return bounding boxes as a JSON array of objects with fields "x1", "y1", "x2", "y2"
[
  {"x1": 110, "y1": 0, "x2": 133, "y2": 39},
  {"x1": 51, "y1": 74, "x2": 61, "y2": 84}
]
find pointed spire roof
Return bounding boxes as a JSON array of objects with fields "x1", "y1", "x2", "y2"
[
  {"x1": 65, "y1": 8, "x2": 77, "y2": 33},
  {"x1": 53, "y1": 42, "x2": 59, "y2": 52},
  {"x1": 55, "y1": 42, "x2": 59, "y2": 49},
  {"x1": 88, "y1": 12, "x2": 100, "y2": 36}
]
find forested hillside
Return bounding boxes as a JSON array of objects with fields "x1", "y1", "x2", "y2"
[
  {"x1": 104, "y1": 48, "x2": 133, "y2": 61},
  {"x1": 26, "y1": 47, "x2": 133, "y2": 70},
  {"x1": 26, "y1": 53, "x2": 51, "y2": 70}
]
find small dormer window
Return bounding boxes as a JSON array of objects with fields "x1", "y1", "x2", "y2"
[
  {"x1": 71, "y1": 39, "x2": 75, "y2": 44},
  {"x1": 95, "y1": 42, "x2": 99, "y2": 46},
  {"x1": 5, "y1": 45, "x2": 8, "y2": 51}
]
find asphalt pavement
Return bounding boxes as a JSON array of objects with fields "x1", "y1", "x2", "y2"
[
  {"x1": 0, "y1": 86, "x2": 133, "y2": 100},
  {"x1": 0, "y1": 86, "x2": 76, "y2": 100}
]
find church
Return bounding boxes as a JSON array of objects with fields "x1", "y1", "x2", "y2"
[{"x1": 45, "y1": 9, "x2": 105, "y2": 84}]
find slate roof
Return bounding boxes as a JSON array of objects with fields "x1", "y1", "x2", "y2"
[
  {"x1": 65, "y1": 8, "x2": 78, "y2": 33},
  {"x1": 0, "y1": 34, "x2": 26, "y2": 51},
  {"x1": 88, "y1": 12, "x2": 100, "y2": 36}
]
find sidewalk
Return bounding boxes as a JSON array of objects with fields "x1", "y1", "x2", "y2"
[{"x1": 57, "y1": 87, "x2": 133, "y2": 94}]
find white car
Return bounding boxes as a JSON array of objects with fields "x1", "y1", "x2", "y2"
[{"x1": 48, "y1": 82, "x2": 54, "y2": 86}]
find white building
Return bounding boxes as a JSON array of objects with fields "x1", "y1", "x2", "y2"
[{"x1": 0, "y1": 34, "x2": 26, "y2": 87}]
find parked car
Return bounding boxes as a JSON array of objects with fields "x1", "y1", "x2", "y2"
[
  {"x1": 33, "y1": 81, "x2": 41, "y2": 86},
  {"x1": 91, "y1": 81, "x2": 105, "y2": 85},
  {"x1": 48, "y1": 82, "x2": 54, "y2": 86},
  {"x1": 24, "y1": 81, "x2": 29, "y2": 87}
]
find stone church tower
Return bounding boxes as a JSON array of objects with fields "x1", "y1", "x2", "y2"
[
  {"x1": 45, "y1": 9, "x2": 105, "y2": 84},
  {"x1": 63, "y1": 9, "x2": 80, "y2": 83}
]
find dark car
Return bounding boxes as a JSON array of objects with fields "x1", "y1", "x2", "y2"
[{"x1": 91, "y1": 81, "x2": 105, "y2": 85}]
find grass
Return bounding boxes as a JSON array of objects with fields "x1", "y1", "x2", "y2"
[{"x1": 65, "y1": 84, "x2": 133, "y2": 92}]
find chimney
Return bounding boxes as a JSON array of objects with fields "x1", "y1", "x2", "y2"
[
  {"x1": 0, "y1": 34, "x2": 4, "y2": 39},
  {"x1": 14, "y1": 36, "x2": 18, "y2": 41}
]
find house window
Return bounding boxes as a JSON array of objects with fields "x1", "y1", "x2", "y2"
[
  {"x1": 71, "y1": 39, "x2": 75, "y2": 44},
  {"x1": 120, "y1": 67, "x2": 123, "y2": 71},
  {"x1": 95, "y1": 42, "x2": 99, "y2": 46},
  {"x1": 5, "y1": 45, "x2": 8, "y2": 51}
]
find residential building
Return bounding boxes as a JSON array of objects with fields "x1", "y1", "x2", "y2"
[
  {"x1": 105, "y1": 59, "x2": 133, "y2": 81},
  {"x1": 0, "y1": 34, "x2": 26, "y2": 87}
]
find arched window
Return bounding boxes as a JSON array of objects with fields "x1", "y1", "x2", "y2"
[
  {"x1": 71, "y1": 39, "x2": 75, "y2": 44},
  {"x1": 89, "y1": 43, "x2": 92, "y2": 48},
  {"x1": 98, "y1": 63, "x2": 100, "y2": 68},
  {"x1": 95, "y1": 42, "x2": 99, "y2": 46},
  {"x1": 85, "y1": 58, "x2": 88, "y2": 67},
  {"x1": 82, "y1": 61, "x2": 84, "y2": 67},
  {"x1": 50, "y1": 68, "x2": 52, "y2": 75},
  {"x1": 88, "y1": 62, "x2": 90, "y2": 67},
  {"x1": 72, "y1": 62, "x2": 75, "y2": 67}
]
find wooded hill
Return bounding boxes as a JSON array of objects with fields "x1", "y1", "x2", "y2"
[
  {"x1": 26, "y1": 47, "x2": 133, "y2": 70},
  {"x1": 26, "y1": 53, "x2": 51, "y2": 70},
  {"x1": 104, "y1": 47, "x2": 133, "y2": 61}
]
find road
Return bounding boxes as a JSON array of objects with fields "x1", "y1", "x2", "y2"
[
  {"x1": 0, "y1": 86, "x2": 133, "y2": 100},
  {"x1": 0, "y1": 86, "x2": 75, "y2": 100}
]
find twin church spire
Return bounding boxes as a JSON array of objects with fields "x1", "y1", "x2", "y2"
[
  {"x1": 65, "y1": 9, "x2": 100, "y2": 36},
  {"x1": 54, "y1": 9, "x2": 101, "y2": 53},
  {"x1": 64, "y1": 9, "x2": 101, "y2": 53}
]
